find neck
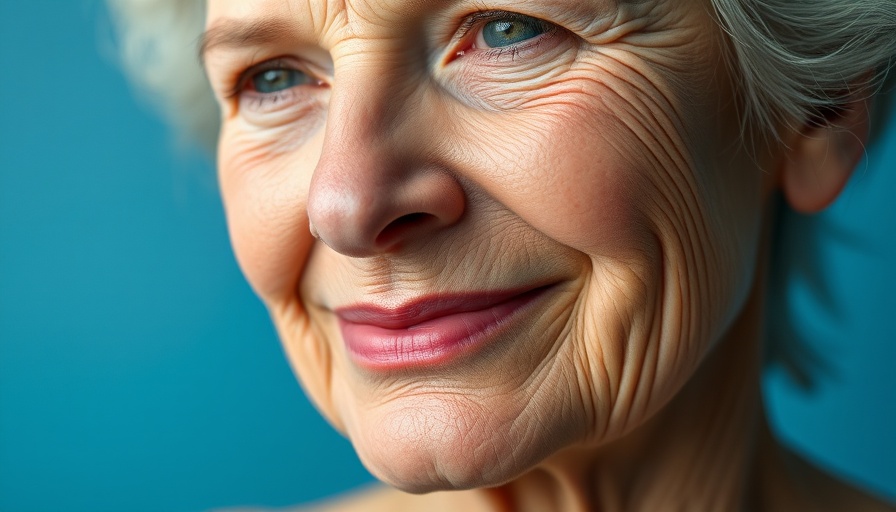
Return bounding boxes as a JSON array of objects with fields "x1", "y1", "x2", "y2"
[{"x1": 477, "y1": 273, "x2": 776, "y2": 512}]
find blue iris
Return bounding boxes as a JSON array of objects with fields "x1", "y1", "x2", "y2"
[
  {"x1": 252, "y1": 68, "x2": 310, "y2": 93},
  {"x1": 481, "y1": 17, "x2": 545, "y2": 48}
]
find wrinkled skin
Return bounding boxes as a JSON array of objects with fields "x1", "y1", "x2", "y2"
[{"x1": 202, "y1": 0, "x2": 885, "y2": 510}]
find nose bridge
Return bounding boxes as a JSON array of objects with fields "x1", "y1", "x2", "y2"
[
  {"x1": 327, "y1": 47, "x2": 420, "y2": 152},
  {"x1": 306, "y1": 51, "x2": 466, "y2": 257},
  {"x1": 312, "y1": 55, "x2": 409, "y2": 214}
]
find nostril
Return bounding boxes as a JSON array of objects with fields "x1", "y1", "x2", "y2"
[
  {"x1": 375, "y1": 212, "x2": 436, "y2": 248},
  {"x1": 308, "y1": 159, "x2": 466, "y2": 256}
]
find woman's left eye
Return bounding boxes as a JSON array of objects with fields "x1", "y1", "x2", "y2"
[{"x1": 477, "y1": 16, "x2": 548, "y2": 48}]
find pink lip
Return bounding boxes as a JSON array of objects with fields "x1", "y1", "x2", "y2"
[{"x1": 336, "y1": 285, "x2": 551, "y2": 370}]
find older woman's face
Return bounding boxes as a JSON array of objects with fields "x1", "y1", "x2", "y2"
[{"x1": 204, "y1": 0, "x2": 769, "y2": 491}]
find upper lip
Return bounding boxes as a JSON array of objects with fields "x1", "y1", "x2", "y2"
[{"x1": 335, "y1": 285, "x2": 551, "y2": 330}]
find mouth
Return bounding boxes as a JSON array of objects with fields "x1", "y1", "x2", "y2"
[{"x1": 335, "y1": 284, "x2": 553, "y2": 370}]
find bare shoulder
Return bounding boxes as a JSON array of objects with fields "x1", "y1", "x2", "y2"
[
  {"x1": 305, "y1": 485, "x2": 408, "y2": 512},
  {"x1": 306, "y1": 485, "x2": 491, "y2": 512},
  {"x1": 207, "y1": 485, "x2": 491, "y2": 512},
  {"x1": 205, "y1": 487, "x2": 402, "y2": 512}
]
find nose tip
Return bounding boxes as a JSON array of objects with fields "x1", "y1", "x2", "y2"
[{"x1": 307, "y1": 165, "x2": 465, "y2": 257}]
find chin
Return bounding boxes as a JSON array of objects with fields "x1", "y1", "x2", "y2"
[{"x1": 348, "y1": 391, "x2": 579, "y2": 493}]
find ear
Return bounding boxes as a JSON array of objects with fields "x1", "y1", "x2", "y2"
[{"x1": 779, "y1": 98, "x2": 870, "y2": 213}]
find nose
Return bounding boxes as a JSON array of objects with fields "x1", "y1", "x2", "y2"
[{"x1": 307, "y1": 85, "x2": 465, "y2": 257}]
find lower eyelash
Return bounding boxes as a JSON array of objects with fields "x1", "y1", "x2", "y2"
[{"x1": 240, "y1": 88, "x2": 299, "y2": 111}]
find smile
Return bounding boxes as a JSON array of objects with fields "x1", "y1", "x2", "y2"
[{"x1": 335, "y1": 285, "x2": 552, "y2": 370}]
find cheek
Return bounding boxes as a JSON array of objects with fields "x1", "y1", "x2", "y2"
[
  {"x1": 508, "y1": 122, "x2": 648, "y2": 256},
  {"x1": 218, "y1": 126, "x2": 323, "y2": 302},
  {"x1": 454, "y1": 72, "x2": 678, "y2": 264},
  {"x1": 453, "y1": 55, "x2": 762, "y2": 436}
]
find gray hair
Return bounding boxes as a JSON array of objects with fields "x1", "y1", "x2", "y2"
[
  {"x1": 105, "y1": 0, "x2": 216, "y2": 150},
  {"x1": 712, "y1": 0, "x2": 896, "y2": 143}
]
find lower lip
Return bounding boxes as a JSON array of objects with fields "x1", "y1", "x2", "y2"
[{"x1": 338, "y1": 288, "x2": 548, "y2": 370}]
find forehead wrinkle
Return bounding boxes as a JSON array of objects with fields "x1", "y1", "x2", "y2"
[
  {"x1": 303, "y1": 0, "x2": 351, "y2": 38},
  {"x1": 208, "y1": 0, "x2": 609, "y2": 57},
  {"x1": 202, "y1": 0, "x2": 354, "y2": 60},
  {"x1": 340, "y1": 0, "x2": 466, "y2": 32}
]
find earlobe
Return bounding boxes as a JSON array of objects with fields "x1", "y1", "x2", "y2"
[{"x1": 779, "y1": 98, "x2": 870, "y2": 213}]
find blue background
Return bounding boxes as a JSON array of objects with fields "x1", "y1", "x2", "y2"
[{"x1": 0, "y1": 2, "x2": 893, "y2": 511}]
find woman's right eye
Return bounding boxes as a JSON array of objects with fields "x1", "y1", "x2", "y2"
[
  {"x1": 249, "y1": 67, "x2": 315, "y2": 93},
  {"x1": 227, "y1": 59, "x2": 329, "y2": 116}
]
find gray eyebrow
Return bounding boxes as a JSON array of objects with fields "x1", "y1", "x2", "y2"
[{"x1": 198, "y1": 18, "x2": 296, "y2": 63}]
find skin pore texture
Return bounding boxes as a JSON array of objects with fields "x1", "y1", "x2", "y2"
[{"x1": 201, "y1": 0, "x2": 891, "y2": 510}]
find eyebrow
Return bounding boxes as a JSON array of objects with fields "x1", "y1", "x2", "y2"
[{"x1": 199, "y1": 18, "x2": 296, "y2": 63}]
